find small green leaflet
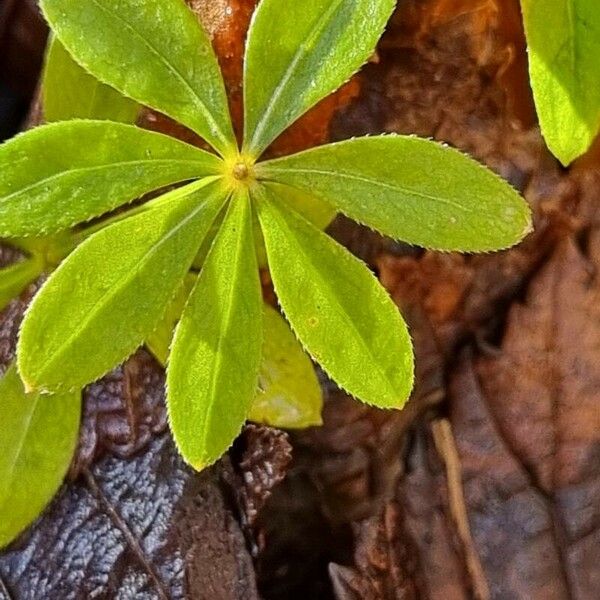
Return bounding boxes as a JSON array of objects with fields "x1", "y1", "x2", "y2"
[
  {"x1": 0, "y1": 364, "x2": 80, "y2": 549},
  {"x1": 256, "y1": 186, "x2": 414, "y2": 409},
  {"x1": 43, "y1": 37, "x2": 139, "y2": 123},
  {"x1": 259, "y1": 135, "x2": 532, "y2": 251},
  {"x1": 18, "y1": 179, "x2": 227, "y2": 392},
  {"x1": 0, "y1": 120, "x2": 221, "y2": 237},
  {"x1": 252, "y1": 304, "x2": 323, "y2": 429},
  {"x1": 0, "y1": 259, "x2": 43, "y2": 312},
  {"x1": 167, "y1": 191, "x2": 262, "y2": 469},
  {"x1": 521, "y1": 0, "x2": 600, "y2": 165},
  {"x1": 243, "y1": 0, "x2": 395, "y2": 155},
  {"x1": 40, "y1": 0, "x2": 236, "y2": 156}
]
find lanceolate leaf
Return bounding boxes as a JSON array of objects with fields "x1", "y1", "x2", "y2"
[
  {"x1": 521, "y1": 0, "x2": 600, "y2": 166},
  {"x1": 256, "y1": 187, "x2": 414, "y2": 409},
  {"x1": 43, "y1": 37, "x2": 139, "y2": 123},
  {"x1": 250, "y1": 305, "x2": 323, "y2": 429},
  {"x1": 243, "y1": 0, "x2": 395, "y2": 155},
  {"x1": 167, "y1": 191, "x2": 262, "y2": 470},
  {"x1": 40, "y1": 0, "x2": 236, "y2": 156},
  {"x1": 259, "y1": 136, "x2": 532, "y2": 251},
  {"x1": 18, "y1": 180, "x2": 227, "y2": 392},
  {"x1": 0, "y1": 365, "x2": 80, "y2": 549},
  {"x1": 0, "y1": 259, "x2": 44, "y2": 313},
  {"x1": 0, "y1": 120, "x2": 221, "y2": 237}
]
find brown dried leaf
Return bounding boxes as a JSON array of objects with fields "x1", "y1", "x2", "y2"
[
  {"x1": 333, "y1": 427, "x2": 472, "y2": 600},
  {"x1": 454, "y1": 237, "x2": 600, "y2": 598},
  {"x1": 0, "y1": 436, "x2": 259, "y2": 600},
  {"x1": 294, "y1": 300, "x2": 444, "y2": 524},
  {"x1": 70, "y1": 349, "x2": 168, "y2": 477},
  {"x1": 235, "y1": 424, "x2": 292, "y2": 529}
]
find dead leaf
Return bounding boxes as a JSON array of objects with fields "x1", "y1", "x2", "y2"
[{"x1": 0, "y1": 436, "x2": 259, "y2": 600}]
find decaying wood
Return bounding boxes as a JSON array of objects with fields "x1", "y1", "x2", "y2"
[{"x1": 1, "y1": 0, "x2": 600, "y2": 598}]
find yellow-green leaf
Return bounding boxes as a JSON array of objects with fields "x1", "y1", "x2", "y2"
[
  {"x1": 43, "y1": 37, "x2": 139, "y2": 123},
  {"x1": 256, "y1": 186, "x2": 414, "y2": 409},
  {"x1": 259, "y1": 135, "x2": 532, "y2": 251},
  {"x1": 0, "y1": 258, "x2": 44, "y2": 313},
  {"x1": 18, "y1": 180, "x2": 227, "y2": 392},
  {"x1": 0, "y1": 121, "x2": 221, "y2": 237},
  {"x1": 148, "y1": 295, "x2": 322, "y2": 430},
  {"x1": 243, "y1": 0, "x2": 396, "y2": 155},
  {"x1": 0, "y1": 364, "x2": 80, "y2": 549},
  {"x1": 41, "y1": 0, "x2": 236, "y2": 156},
  {"x1": 167, "y1": 191, "x2": 262, "y2": 470},
  {"x1": 521, "y1": 0, "x2": 600, "y2": 165},
  {"x1": 250, "y1": 305, "x2": 323, "y2": 429}
]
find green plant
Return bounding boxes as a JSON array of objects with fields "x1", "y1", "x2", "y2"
[
  {"x1": 520, "y1": 0, "x2": 600, "y2": 165},
  {"x1": 0, "y1": 0, "x2": 531, "y2": 546}
]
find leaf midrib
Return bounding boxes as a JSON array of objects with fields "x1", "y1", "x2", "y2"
[
  {"x1": 264, "y1": 200, "x2": 397, "y2": 403},
  {"x1": 1, "y1": 159, "x2": 210, "y2": 206},
  {"x1": 262, "y1": 166, "x2": 473, "y2": 213},
  {"x1": 87, "y1": 0, "x2": 229, "y2": 150},
  {"x1": 198, "y1": 201, "x2": 248, "y2": 463}
]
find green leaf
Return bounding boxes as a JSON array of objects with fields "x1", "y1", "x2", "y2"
[
  {"x1": 0, "y1": 258, "x2": 44, "y2": 313},
  {"x1": 18, "y1": 179, "x2": 227, "y2": 392},
  {"x1": 0, "y1": 364, "x2": 80, "y2": 549},
  {"x1": 41, "y1": 0, "x2": 236, "y2": 156},
  {"x1": 243, "y1": 0, "x2": 396, "y2": 155},
  {"x1": 256, "y1": 186, "x2": 414, "y2": 409},
  {"x1": 167, "y1": 190, "x2": 262, "y2": 470},
  {"x1": 521, "y1": 0, "x2": 600, "y2": 165},
  {"x1": 250, "y1": 304, "x2": 323, "y2": 429},
  {"x1": 43, "y1": 36, "x2": 139, "y2": 123},
  {"x1": 258, "y1": 135, "x2": 532, "y2": 251},
  {"x1": 0, "y1": 120, "x2": 221, "y2": 237}
]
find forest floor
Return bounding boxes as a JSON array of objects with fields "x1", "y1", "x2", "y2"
[{"x1": 1, "y1": 0, "x2": 600, "y2": 599}]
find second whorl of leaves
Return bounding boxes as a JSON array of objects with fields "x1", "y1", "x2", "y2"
[{"x1": 0, "y1": 0, "x2": 531, "y2": 470}]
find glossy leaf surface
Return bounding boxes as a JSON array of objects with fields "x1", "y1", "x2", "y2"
[
  {"x1": 43, "y1": 37, "x2": 139, "y2": 123},
  {"x1": 18, "y1": 180, "x2": 227, "y2": 392},
  {"x1": 41, "y1": 0, "x2": 236, "y2": 155},
  {"x1": 250, "y1": 305, "x2": 323, "y2": 429},
  {"x1": 0, "y1": 365, "x2": 80, "y2": 549},
  {"x1": 0, "y1": 120, "x2": 221, "y2": 237},
  {"x1": 259, "y1": 136, "x2": 532, "y2": 251},
  {"x1": 257, "y1": 187, "x2": 414, "y2": 408},
  {"x1": 167, "y1": 192, "x2": 262, "y2": 470},
  {"x1": 243, "y1": 0, "x2": 395, "y2": 155},
  {"x1": 521, "y1": 0, "x2": 600, "y2": 165}
]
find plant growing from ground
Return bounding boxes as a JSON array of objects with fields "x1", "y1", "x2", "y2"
[{"x1": 0, "y1": 0, "x2": 531, "y2": 547}]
